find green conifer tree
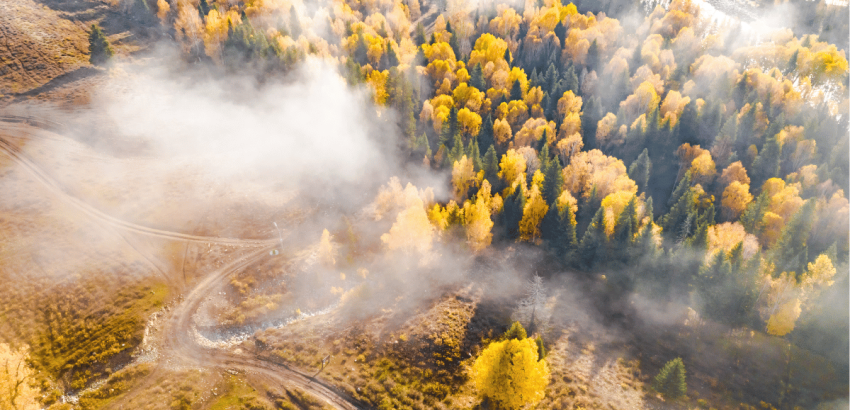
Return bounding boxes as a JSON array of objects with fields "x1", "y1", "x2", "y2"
[
  {"x1": 653, "y1": 358, "x2": 687, "y2": 399},
  {"x1": 483, "y1": 145, "x2": 500, "y2": 184},
  {"x1": 88, "y1": 24, "x2": 114, "y2": 66},
  {"x1": 470, "y1": 63, "x2": 486, "y2": 90},
  {"x1": 628, "y1": 149, "x2": 652, "y2": 193}
]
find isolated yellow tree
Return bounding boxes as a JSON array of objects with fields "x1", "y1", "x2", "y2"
[
  {"x1": 1, "y1": 343, "x2": 39, "y2": 410},
  {"x1": 766, "y1": 297, "x2": 802, "y2": 336},
  {"x1": 472, "y1": 337, "x2": 549, "y2": 410},
  {"x1": 519, "y1": 184, "x2": 549, "y2": 243},
  {"x1": 721, "y1": 181, "x2": 752, "y2": 220},
  {"x1": 381, "y1": 196, "x2": 435, "y2": 255},
  {"x1": 452, "y1": 155, "x2": 477, "y2": 200},
  {"x1": 318, "y1": 229, "x2": 335, "y2": 266},
  {"x1": 465, "y1": 195, "x2": 494, "y2": 252}
]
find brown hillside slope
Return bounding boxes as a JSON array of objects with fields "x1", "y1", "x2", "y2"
[{"x1": 0, "y1": 0, "x2": 90, "y2": 95}]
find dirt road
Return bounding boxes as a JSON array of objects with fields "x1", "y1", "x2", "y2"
[{"x1": 0, "y1": 119, "x2": 369, "y2": 410}]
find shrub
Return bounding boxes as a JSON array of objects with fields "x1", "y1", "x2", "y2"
[{"x1": 653, "y1": 357, "x2": 687, "y2": 399}]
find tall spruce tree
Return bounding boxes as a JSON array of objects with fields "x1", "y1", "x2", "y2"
[
  {"x1": 653, "y1": 358, "x2": 687, "y2": 399},
  {"x1": 628, "y1": 149, "x2": 652, "y2": 193},
  {"x1": 89, "y1": 24, "x2": 114, "y2": 66}
]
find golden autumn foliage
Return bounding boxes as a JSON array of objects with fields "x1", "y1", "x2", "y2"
[
  {"x1": 493, "y1": 117, "x2": 513, "y2": 147},
  {"x1": 457, "y1": 107, "x2": 482, "y2": 137},
  {"x1": 0, "y1": 344, "x2": 38, "y2": 410},
  {"x1": 519, "y1": 184, "x2": 549, "y2": 243},
  {"x1": 156, "y1": 0, "x2": 170, "y2": 22},
  {"x1": 367, "y1": 69, "x2": 390, "y2": 105},
  {"x1": 620, "y1": 81, "x2": 660, "y2": 124},
  {"x1": 381, "y1": 194, "x2": 435, "y2": 255},
  {"x1": 464, "y1": 195, "x2": 494, "y2": 252},
  {"x1": 471, "y1": 337, "x2": 549, "y2": 410},
  {"x1": 706, "y1": 222, "x2": 758, "y2": 262},
  {"x1": 452, "y1": 155, "x2": 478, "y2": 200},
  {"x1": 515, "y1": 118, "x2": 555, "y2": 147},
  {"x1": 563, "y1": 150, "x2": 637, "y2": 200},
  {"x1": 721, "y1": 181, "x2": 753, "y2": 220},
  {"x1": 318, "y1": 229, "x2": 336, "y2": 266},
  {"x1": 766, "y1": 297, "x2": 802, "y2": 336},
  {"x1": 498, "y1": 149, "x2": 527, "y2": 188},
  {"x1": 720, "y1": 161, "x2": 751, "y2": 187}
]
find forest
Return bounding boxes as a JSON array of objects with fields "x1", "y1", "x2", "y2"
[{"x1": 0, "y1": 0, "x2": 848, "y2": 408}]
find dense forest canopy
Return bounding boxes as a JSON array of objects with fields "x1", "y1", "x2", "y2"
[
  {"x1": 154, "y1": 0, "x2": 849, "y2": 381},
  {"x1": 2, "y1": 0, "x2": 847, "y2": 408}
]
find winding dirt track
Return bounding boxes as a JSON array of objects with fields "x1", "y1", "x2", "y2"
[{"x1": 0, "y1": 120, "x2": 369, "y2": 410}]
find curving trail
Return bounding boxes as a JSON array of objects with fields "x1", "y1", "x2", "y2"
[
  {"x1": 162, "y1": 245, "x2": 367, "y2": 410},
  {"x1": 0, "y1": 119, "x2": 369, "y2": 410},
  {"x1": 0, "y1": 120, "x2": 277, "y2": 247}
]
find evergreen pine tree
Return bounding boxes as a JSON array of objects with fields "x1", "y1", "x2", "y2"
[
  {"x1": 88, "y1": 24, "x2": 114, "y2": 66},
  {"x1": 510, "y1": 79, "x2": 523, "y2": 101},
  {"x1": 554, "y1": 21, "x2": 567, "y2": 47},
  {"x1": 586, "y1": 39, "x2": 599, "y2": 72},
  {"x1": 479, "y1": 113, "x2": 495, "y2": 152},
  {"x1": 740, "y1": 191, "x2": 769, "y2": 235},
  {"x1": 449, "y1": 132, "x2": 464, "y2": 164},
  {"x1": 198, "y1": 0, "x2": 210, "y2": 17},
  {"x1": 500, "y1": 187, "x2": 526, "y2": 240},
  {"x1": 628, "y1": 149, "x2": 652, "y2": 193},
  {"x1": 786, "y1": 49, "x2": 799, "y2": 74},
  {"x1": 483, "y1": 145, "x2": 500, "y2": 184},
  {"x1": 772, "y1": 199, "x2": 817, "y2": 275},
  {"x1": 578, "y1": 207, "x2": 606, "y2": 269},
  {"x1": 653, "y1": 358, "x2": 687, "y2": 399},
  {"x1": 542, "y1": 156, "x2": 564, "y2": 205},
  {"x1": 563, "y1": 64, "x2": 578, "y2": 93},
  {"x1": 668, "y1": 170, "x2": 693, "y2": 207},
  {"x1": 750, "y1": 134, "x2": 782, "y2": 189},
  {"x1": 470, "y1": 63, "x2": 486, "y2": 90},
  {"x1": 414, "y1": 23, "x2": 427, "y2": 47},
  {"x1": 467, "y1": 138, "x2": 483, "y2": 171}
]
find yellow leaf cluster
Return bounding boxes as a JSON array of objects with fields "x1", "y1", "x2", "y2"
[
  {"x1": 471, "y1": 338, "x2": 549, "y2": 410},
  {"x1": 563, "y1": 149, "x2": 637, "y2": 200}
]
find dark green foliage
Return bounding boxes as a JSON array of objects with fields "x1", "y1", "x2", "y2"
[
  {"x1": 581, "y1": 97, "x2": 602, "y2": 149},
  {"x1": 535, "y1": 336, "x2": 547, "y2": 361},
  {"x1": 466, "y1": 138, "x2": 483, "y2": 171},
  {"x1": 483, "y1": 145, "x2": 500, "y2": 185},
  {"x1": 479, "y1": 113, "x2": 495, "y2": 152},
  {"x1": 414, "y1": 23, "x2": 427, "y2": 47},
  {"x1": 628, "y1": 149, "x2": 652, "y2": 193},
  {"x1": 499, "y1": 187, "x2": 526, "y2": 240},
  {"x1": 772, "y1": 199, "x2": 817, "y2": 275},
  {"x1": 563, "y1": 64, "x2": 578, "y2": 94},
  {"x1": 577, "y1": 207, "x2": 606, "y2": 269},
  {"x1": 740, "y1": 191, "x2": 769, "y2": 235},
  {"x1": 503, "y1": 321, "x2": 527, "y2": 340},
  {"x1": 612, "y1": 197, "x2": 638, "y2": 259},
  {"x1": 695, "y1": 244, "x2": 758, "y2": 327},
  {"x1": 88, "y1": 24, "x2": 114, "y2": 66},
  {"x1": 470, "y1": 63, "x2": 486, "y2": 91},
  {"x1": 750, "y1": 133, "x2": 782, "y2": 189},
  {"x1": 586, "y1": 39, "x2": 599, "y2": 72},
  {"x1": 554, "y1": 21, "x2": 567, "y2": 46},
  {"x1": 653, "y1": 358, "x2": 687, "y2": 399},
  {"x1": 542, "y1": 155, "x2": 564, "y2": 205},
  {"x1": 541, "y1": 197, "x2": 577, "y2": 259},
  {"x1": 198, "y1": 0, "x2": 210, "y2": 17},
  {"x1": 510, "y1": 79, "x2": 523, "y2": 101}
]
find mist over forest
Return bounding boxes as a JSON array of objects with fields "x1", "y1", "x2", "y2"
[{"x1": 0, "y1": 0, "x2": 847, "y2": 409}]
